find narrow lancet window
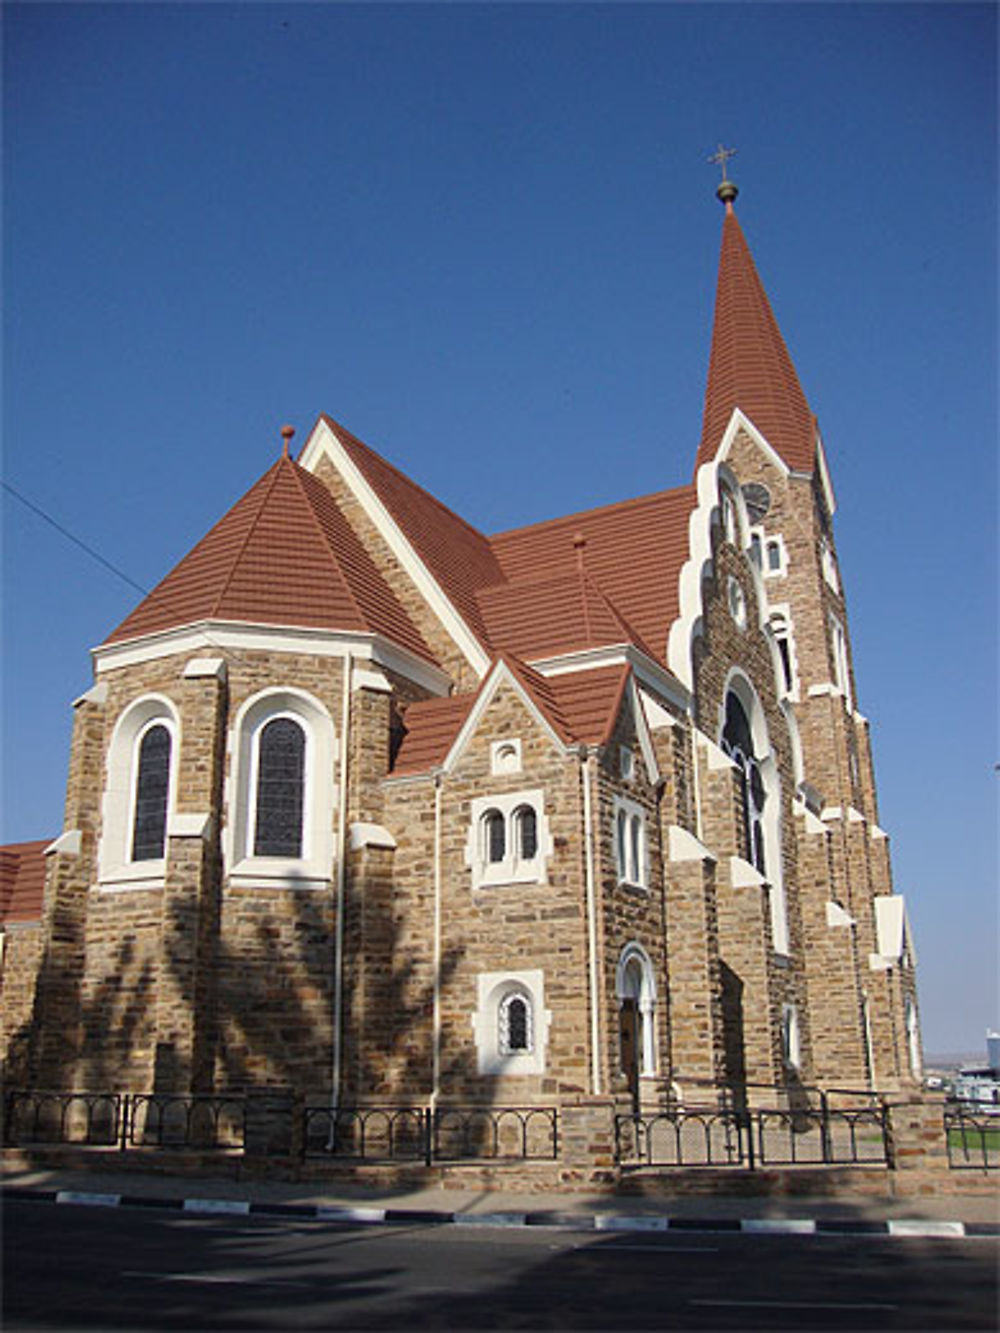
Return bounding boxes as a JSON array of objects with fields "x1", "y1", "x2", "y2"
[
  {"x1": 131, "y1": 724, "x2": 171, "y2": 861},
  {"x1": 254, "y1": 717, "x2": 306, "y2": 857}
]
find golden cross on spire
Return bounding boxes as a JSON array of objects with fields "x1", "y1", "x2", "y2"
[{"x1": 708, "y1": 143, "x2": 737, "y2": 183}]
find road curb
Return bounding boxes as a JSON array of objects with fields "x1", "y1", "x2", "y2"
[{"x1": 7, "y1": 1185, "x2": 998, "y2": 1237}]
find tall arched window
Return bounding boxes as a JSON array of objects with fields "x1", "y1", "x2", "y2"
[
  {"x1": 131, "y1": 723, "x2": 172, "y2": 861},
  {"x1": 721, "y1": 692, "x2": 766, "y2": 876},
  {"x1": 98, "y1": 695, "x2": 179, "y2": 888},
  {"x1": 226, "y1": 687, "x2": 337, "y2": 889},
  {"x1": 253, "y1": 717, "x2": 306, "y2": 858},
  {"x1": 483, "y1": 809, "x2": 506, "y2": 864},
  {"x1": 514, "y1": 805, "x2": 537, "y2": 861}
]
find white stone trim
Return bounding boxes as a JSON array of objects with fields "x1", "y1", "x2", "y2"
[
  {"x1": 490, "y1": 738, "x2": 522, "y2": 776},
  {"x1": 826, "y1": 900, "x2": 855, "y2": 928},
  {"x1": 729, "y1": 856, "x2": 767, "y2": 889},
  {"x1": 807, "y1": 682, "x2": 842, "y2": 699},
  {"x1": 349, "y1": 822, "x2": 397, "y2": 851},
  {"x1": 793, "y1": 799, "x2": 829, "y2": 837},
  {"x1": 666, "y1": 824, "x2": 716, "y2": 864},
  {"x1": 298, "y1": 416, "x2": 491, "y2": 678},
  {"x1": 529, "y1": 644, "x2": 691, "y2": 713},
  {"x1": 697, "y1": 732, "x2": 737, "y2": 772},
  {"x1": 183, "y1": 657, "x2": 227, "y2": 681},
  {"x1": 351, "y1": 665, "x2": 392, "y2": 693},
  {"x1": 224, "y1": 686, "x2": 337, "y2": 891},
  {"x1": 167, "y1": 813, "x2": 212, "y2": 840},
  {"x1": 466, "y1": 788, "x2": 552, "y2": 889},
  {"x1": 472, "y1": 968, "x2": 550, "y2": 1076},
  {"x1": 97, "y1": 694, "x2": 180, "y2": 891},
  {"x1": 814, "y1": 431, "x2": 837, "y2": 515},
  {"x1": 73, "y1": 681, "x2": 108, "y2": 708},
  {"x1": 712, "y1": 408, "x2": 795, "y2": 481},
  {"x1": 617, "y1": 942, "x2": 658, "y2": 1076},
  {"x1": 45, "y1": 830, "x2": 82, "y2": 857},
  {"x1": 870, "y1": 824, "x2": 888, "y2": 841},
  {"x1": 93, "y1": 622, "x2": 450, "y2": 697}
]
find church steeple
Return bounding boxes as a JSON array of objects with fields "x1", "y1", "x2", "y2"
[{"x1": 695, "y1": 177, "x2": 818, "y2": 476}]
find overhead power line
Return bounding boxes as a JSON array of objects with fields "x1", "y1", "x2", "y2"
[{"x1": 2, "y1": 480, "x2": 151, "y2": 597}]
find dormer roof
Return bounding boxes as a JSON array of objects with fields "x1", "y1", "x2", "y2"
[
  {"x1": 696, "y1": 202, "x2": 817, "y2": 475},
  {"x1": 104, "y1": 454, "x2": 436, "y2": 664}
]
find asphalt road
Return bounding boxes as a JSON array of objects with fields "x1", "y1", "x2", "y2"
[{"x1": 4, "y1": 1198, "x2": 998, "y2": 1331}]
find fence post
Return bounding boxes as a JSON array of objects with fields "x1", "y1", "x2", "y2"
[
  {"x1": 819, "y1": 1090, "x2": 832, "y2": 1163},
  {"x1": 119, "y1": 1094, "x2": 129, "y2": 1152},
  {"x1": 424, "y1": 1106, "x2": 433, "y2": 1167},
  {"x1": 744, "y1": 1110, "x2": 756, "y2": 1171}
]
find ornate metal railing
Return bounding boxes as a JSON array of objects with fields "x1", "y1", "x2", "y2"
[
  {"x1": 125, "y1": 1093, "x2": 245, "y2": 1150},
  {"x1": 3, "y1": 1090, "x2": 124, "y2": 1148},
  {"x1": 3, "y1": 1090, "x2": 244, "y2": 1152},
  {"x1": 616, "y1": 1086, "x2": 888, "y2": 1169},
  {"x1": 302, "y1": 1104, "x2": 559, "y2": 1163},
  {"x1": 945, "y1": 1102, "x2": 1000, "y2": 1170}
]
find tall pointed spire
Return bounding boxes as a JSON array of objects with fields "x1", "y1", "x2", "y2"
[{"x1": 695, "y1": 178, "x2": 817, "y2": 476}]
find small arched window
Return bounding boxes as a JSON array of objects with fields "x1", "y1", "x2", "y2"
[
  {"x1": 498, "y1": 991, "x2": 533, "y2": 1055},
  {"x1": 131, "y1": 724, "x2": 172, "y2": 861},
  {"x1": 515, "y1": 805, "x2": 537, "y2": 861},
  {"x1": 483, "y1": 809, "x2": 506, "y2": 864},
  {"x1": 253, "y1": 717, "x2": 306, "y2": 858}
]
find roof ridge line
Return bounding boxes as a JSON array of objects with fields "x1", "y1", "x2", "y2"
[
  {"x1": 320, "y1": 413, "x2": 498, "y2": 551},
  {"x1": 287, "y1": 459, "x2": 371, "y2": 629},
  {"x1": 490, "y1": 482, "x2": 697, "y2": 541},
  {"x1": 208, "y1": 460, "x2": 285, "y2": 619}
]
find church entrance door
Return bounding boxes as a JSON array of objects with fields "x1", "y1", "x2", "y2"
[{"x1": 620, "y1": 999, "x2": 640, "y2": 1112}]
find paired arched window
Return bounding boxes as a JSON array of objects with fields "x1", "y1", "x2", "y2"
[
  {"x1": 721, "y1": 691, "x2": 767, "y2": 876},
  {"x1": 468, "y1": 791, "x2": 549, "y2": 889},
  {"x1": 98, "y1": 695, "x2": 179, "y2": 887},
  {"x1": 719, "y1": 677, "x2": 789, "y2": 956}
]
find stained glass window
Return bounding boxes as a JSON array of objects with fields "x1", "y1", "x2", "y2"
[
  {"x1": 254, "y1": 717, "x2": 305, "y2": 858},
  {"x1": 516, "y1": 806, "x2": 537, "y2": 861},
  {"x1": 484, "y1": 809, "x2": 506, "y2": 864},
  {"x1": 499, "y1": 992, "x2": 532, "y2": 1054},
  {"x1": 131, "y1": 724, "x2": 171, "y2": 861},
  {"x1": 721, "y1": 692, "x2": 767, "y2": 875}
]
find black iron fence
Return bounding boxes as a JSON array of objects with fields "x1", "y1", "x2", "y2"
[
  {"x1": 616, "y1": 1085, "x2": 889, "y2": 1170},
  {"x1": 3, "y1": 1090, "x2": 245, "y2": 1152},
  {"x1": 945, "y1": 1102, "x2": 1000, "y2": 1171},
  {"x1": 303, "y1": 1104, "x2": 559, "y2": 1164}
]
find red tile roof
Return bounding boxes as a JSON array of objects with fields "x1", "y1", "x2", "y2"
[
  {"x1": 696, "y1": 204, "x2": 816, "y2": 475},
  {"x1": 390, "y1": 658, "x2": 631, "y2": 776},
  {"x1": 0, "y1": 840, "x2": 48, "y2": 925},
  {"x1": 105, "y1": 455, "x2": 436, "y2": 664},
  {"x1": 489, "y1": 486, "x2": 696, "y2": 668},
  {"x1": 476, "y1": 570, "x2": 654, "y2": 662},
  {"x1": 320, "y1": 415, "x2": 505, "y2": 652},
  {"x1": 391, "y1": 694, "x2": 477, "y2": 776}
]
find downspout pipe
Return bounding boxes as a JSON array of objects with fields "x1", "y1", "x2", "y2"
[
  {"x1": 431, "y1": 773, "x2": 443, "y2": 1112},
  {"x1": 330, "y1": 651, "x2": 352, "y2": 1133},
  {"x1": 581, "y1": 747, "x2": 602, "y2": 1095}
]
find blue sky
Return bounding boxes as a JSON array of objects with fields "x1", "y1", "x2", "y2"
[{"x1": 3, "y1": 2, "x2": 996, "y2": 1055}]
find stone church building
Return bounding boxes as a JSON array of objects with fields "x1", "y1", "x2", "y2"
[{"x1": 1, "y1": 181, "x2": 922, "y2": 1116}]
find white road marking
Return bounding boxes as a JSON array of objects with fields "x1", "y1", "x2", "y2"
[
  {"x1": 182, "y1": 1198, "x2": 250, "y2": 1215},
  {"x1": 55, "y1": 1191, "x2": 121, "y2": 1207},
  {"x1": 887, "y1": 1219, "x2": 967, "y2": 1237}
]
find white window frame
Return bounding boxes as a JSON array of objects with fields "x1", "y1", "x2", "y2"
[
  {"x1": 768, "y1": 605, "x2": 799, "y2": 701},
  {"x1": 829, "y1": 614, "x2": 852, "y2": 708},
  {"x1": 619, "y1": 745, "x2": 635, "y2": 781},
  {"x1": 97, "y1": 695, "x2": 179, "y2": 890},
  {"x1": 617, "y1": 943, "x2": 658, "y2": 1077},
  {"x1": 472, "y1": 968, "x2": 550, "y2": 1075},
  {"x1": 614, "y1": 796, "x2": 648, "y2": 889},
  {"x1": 819, "y1": 536, "x2": 840, "y2": 592},
  {"x1": 749, "y1": 527, "x2": 788, "y2": 578},
  {"x1": 466, "y1": 789, "x2": 551, "y2": 889},
  {"x1": 225, "y1": 687, "x2": 337, "y2": 890}
]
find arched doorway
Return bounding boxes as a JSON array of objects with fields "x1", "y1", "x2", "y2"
[{"x1": 617, "y1": 945, "x2": 656, "y2": 1110}]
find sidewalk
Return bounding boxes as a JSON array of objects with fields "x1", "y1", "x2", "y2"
[{"x1": 4, "y1": 1160, "x2": 998, "y2": 1233}]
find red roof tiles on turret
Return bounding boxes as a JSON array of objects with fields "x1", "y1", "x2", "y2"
[
  {"x1": 320, "y1": 415, "x2": 505, "y2": 653},
  {"x1": 696, "y1": 203, "x2": 817, "y2": 475},
  {"x1": 0, "y1": 839, "x2": 48, "y2": 925},
  {"x1": 105, "y1": 455, "x2": 436, "y2": 664},
  {"x1": 490, "y1": 486, "x2": 696, "y2": 671}
]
